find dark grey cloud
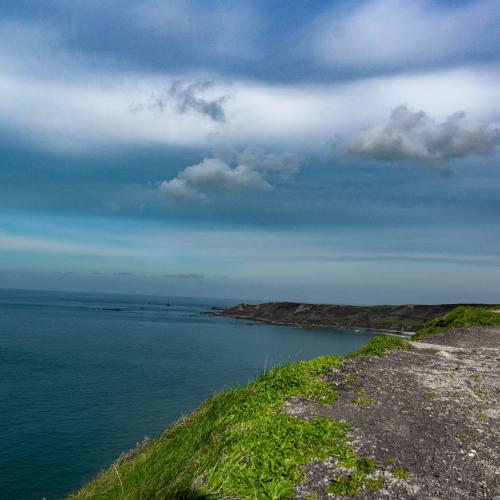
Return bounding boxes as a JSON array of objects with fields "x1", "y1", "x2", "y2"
[
  {"x1": 350, "y1": 105, "x2": 500, "y2": 163},
  {"x1": 149, "y1": 80, "x2": 228, "y2": 122}
]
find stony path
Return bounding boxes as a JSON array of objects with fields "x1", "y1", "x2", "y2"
[{"x1": 286, "y1": 327, "x2": 500, "y2": 499}]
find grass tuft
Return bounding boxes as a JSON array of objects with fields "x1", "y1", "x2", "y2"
[
  {"x1": 353, "y1": 388, "x2": 377, "y2": 407},
  {"x1": 349, "y1": 335, "x2": 410, "y2": 357},
  {"x1": 413, "y1": 306, "x2": 500, "y2": 340},
  {"x1": 392, "y1": 468, "x2": 411, "y2": 480}
]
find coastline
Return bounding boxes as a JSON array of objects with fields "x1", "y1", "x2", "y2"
[{"x1": 208, "y1": 310, "x2": 416, "y2": 338}]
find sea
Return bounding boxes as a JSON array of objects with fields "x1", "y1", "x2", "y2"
[{"x1": 0, "y1": 288, "x2": 374, "y2": 499}]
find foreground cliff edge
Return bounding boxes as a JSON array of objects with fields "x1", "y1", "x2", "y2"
[{"x1": 73, "y1": 306, "x2": 500, "y2": 499}]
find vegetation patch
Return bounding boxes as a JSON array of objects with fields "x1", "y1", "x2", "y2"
[
  {"x1": 353, "y1": 388, "x2": 377, "y2": 407},
  {"x1": 391, "y1": 468, "x2": 411, "y2": 480},
  {"x1": 72, "y1": 335, "x2": 417, "y2": 499},
  {"x1": 326, "y1": 460, "x2": 385, "y2": 497},
  {"x1": 348, "y1": 335, "x2": 410, "y2": 357},
  {"x1": 74, "y1": 354, "x2": 360, "y2": 499},
  {"x1": 456, "y1": 431, "x2": 472, "y2": 441},
  {"x1": 413, "y1": 306, "x2": 500, "y2": 340}
]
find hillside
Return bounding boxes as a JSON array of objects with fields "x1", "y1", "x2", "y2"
[
  {"x1": 212, "y1": 302, "x2": 481, "y2": 333},
  {"x1": 73, "y1": 306, "x2": 500, "y2": 499}
]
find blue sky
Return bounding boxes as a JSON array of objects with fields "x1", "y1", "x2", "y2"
[{"x1": 1, "y1": 0, "x2": 499, "y2": 303}]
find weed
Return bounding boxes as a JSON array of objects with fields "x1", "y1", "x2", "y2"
[
  {"x1": 353, "y1": 388, "x2": 377, "y2": 407},
  {"x1": 392, "y1": 469, "x2": 411, "y2": 480},
  {"x1": 356, "y1": 457, "x2": 377, "y2": 474}
]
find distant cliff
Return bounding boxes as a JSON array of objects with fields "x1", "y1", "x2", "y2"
[{"x1": 212, "y1": 302, "x2": 484, "y2": 333}]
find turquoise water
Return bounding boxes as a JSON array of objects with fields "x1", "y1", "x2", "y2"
[{"x1": 0, "y1": 289, "x2": 374, "y2": 499}]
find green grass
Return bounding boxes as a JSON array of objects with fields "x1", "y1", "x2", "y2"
[
  {"x1": 326, "y1": 472, "x2": 368, "y2": 496},
  {"x1": 413, "y1": 306, "x2": 500, "y2": 341},
  {"x1": 326, "y1": 460, "x2": 384, "y2": 497},
  {"x1": 73, "y1": 355, "x2": 352, "y2": 499},
  {"x1": 353, "y1": 388, "x2": 377, "y2": 407},
  {"x1": 74, "y1": 335, "x2": 408, "y2": 499},
  {"x1": 348, "y1": 335, "x2": 410, "y2": 357},
  {"x1": 391, "y1": 468, "x2": 411, "y2": 480}
]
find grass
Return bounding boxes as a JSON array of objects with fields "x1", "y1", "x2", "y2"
[
  {"x1": 413, "y1": 306, "x2": 500, "y2": 340},
  {"x1": 348, "y1": 335, "x2": 410, "y2": 357},
  {"x1": 325, "y1": 457, "x2": 384, "y2": 496},
  {"x1": 353, "y1": 388, "x2": 377, "y2": 407},
  {"x1": 74, "y1": 335, "x2": 409, "y2": 499},
  {"x1": 73, "y1": 355, "x2": 352, "y2": 499},
  {"x1": 391, "y1": 468, "x2": 411, "y2": 480},
  {"x1": 326, "y1": 471, "x2": 385, "y2": 497}
]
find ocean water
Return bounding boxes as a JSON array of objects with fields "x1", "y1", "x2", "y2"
[{"x1": 0, "y1": 288, "x2": 374, "y2": 499}]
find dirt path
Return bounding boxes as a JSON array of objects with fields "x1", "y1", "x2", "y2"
[{"x1": 286, "y1": 327, "x2": 500, "y2": 498}]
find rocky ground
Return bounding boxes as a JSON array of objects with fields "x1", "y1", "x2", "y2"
[{"x1": 285, "y1": 327, "x2": 500, "y2": 499}]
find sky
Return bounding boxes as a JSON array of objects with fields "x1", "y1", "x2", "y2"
[{"x1": 0, "y1": 0, "x2": 499, "y2": 304}]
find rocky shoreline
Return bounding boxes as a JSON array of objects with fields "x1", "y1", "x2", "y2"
[
  {"x1": 212, "y1": 312, "x2": 416, "y2": 337},
  {"x1": 211, "y1": 302, "x2": 490, "y2": 335}
]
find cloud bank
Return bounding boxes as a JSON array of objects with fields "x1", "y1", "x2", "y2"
[
  {"x1": 310, "y1": 0, "x2": 500, "y2": 73},
  {"x1": 160, "y1": 149, "x2": 300, "y2": 202},
  {"x1": 350, "y1": 105, "x2": 500, "y2": 162}
]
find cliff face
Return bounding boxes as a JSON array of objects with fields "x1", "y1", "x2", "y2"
[{"x1": 214, "y1": 302, "x2": 478, "y2": 332}]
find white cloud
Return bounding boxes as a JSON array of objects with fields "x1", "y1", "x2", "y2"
[
  {"x1": 309, "y1": 0, "x2": 500, "y2": 71},
  {"x1": 0, "y1": 17, "x2": 499, "y2": 153},
  {"x1": 160, "y1": 149, "x2": 299, "y2": 202},
  {"x1": 181, "y1": 158, "x2": 270, "y2": 190},
  {"x1": 0, "y1": 65, "x2": 497, "y2": 153},
  {"x1": 350, "y1": 105, "x2": 500, "y2": 162},
  {"x1": 159, "y1": 177, "x2": 207, "y2": 203},
  {"x1": 0, "y1": 232, "x2": 157, "y2": 257}
]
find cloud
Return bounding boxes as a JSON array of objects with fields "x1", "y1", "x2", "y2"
[
  {"x1": 350, "y1": 105, "x2": 500, "y2": 162},
  {"x1": 150, "y1": 79, "x2": 228, "y2": 122},
  {"x1": 159, "y1": 177, "x2": 208, "y2": 202},
  {"x1": 0, "y1": 232, "x2": 157, "y2": 257},
  {"x1": 159, "y1": 148, "x2": 299, "y2": 202},
  {"x1": 163, "y1": 273, "x2": 204, "y2": 281},
  {"x1": 1, "y1": 14, "x2": 500, "y2": 154},
  {"x1": 309, "y1": 0, "x2": 500, "y2": 73}
]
